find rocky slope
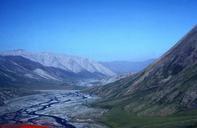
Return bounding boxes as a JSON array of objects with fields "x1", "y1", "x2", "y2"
[{"x1": 88, "y1": 25, "x2": 197, "y2": 116}]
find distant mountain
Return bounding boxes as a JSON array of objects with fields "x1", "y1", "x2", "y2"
[
  {"x1": 0, "y1": 50, "x2": 116, "y2": 88},
  {"x1": 88, "y1": 25, "x2": 197, "y2": 116},
  {"x1": 0, "y1": 56, "x2": 87, "y2": 87},
  {"x1": 100, "y1": 59, "x2": 155, "y2": 74},
  {"x1": 1, "y1": 49, "x2": 115, "y2": 77}
]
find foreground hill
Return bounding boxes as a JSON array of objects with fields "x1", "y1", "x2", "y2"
[{"x1": 87, "y1": 26, "x2": 197, "y2": 128}]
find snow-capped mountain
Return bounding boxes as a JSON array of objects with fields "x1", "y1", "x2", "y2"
[{"x1": 0, "y1": 49, "x2": 116, "y2": 77}]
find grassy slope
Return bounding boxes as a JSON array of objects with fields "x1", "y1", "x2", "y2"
[
  {"x1": 100, "y1": 107, "x2": 197, "y2": 128},
  {"x1": 89, "y1": 64, "x2": 197, "y2": 128}
]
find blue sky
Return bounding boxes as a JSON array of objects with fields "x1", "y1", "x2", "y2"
[{"x1": 0, "y1": 0, "x2": 197, "y2": 61}]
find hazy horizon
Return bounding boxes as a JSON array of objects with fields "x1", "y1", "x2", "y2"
[{"x1": 0, "y1": 0, "x2": 197, "y2": 61}]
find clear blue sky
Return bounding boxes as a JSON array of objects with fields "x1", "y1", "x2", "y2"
[{"x1": 0, "y1": 0, "x2": 197, "y2": 61}]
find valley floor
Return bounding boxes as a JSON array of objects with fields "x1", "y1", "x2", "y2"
[
  {"x1": 2, "y1": 90, "x2": 197, "y2": 128},
  {"x1": 0, "y1": 90, "x2": 108, "y2": 128}
]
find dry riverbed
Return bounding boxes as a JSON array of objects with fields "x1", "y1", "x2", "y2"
[{"x1": 0, "y1": 90, "x2": 108, "y2": 128}]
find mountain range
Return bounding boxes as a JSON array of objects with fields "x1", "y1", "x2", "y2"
[
  {"x1": 0, "y1": 50, "x2": 116, "y2": 88},
  {"x1": 1, "y1": 49, "x2": 115, "y2": 76}
]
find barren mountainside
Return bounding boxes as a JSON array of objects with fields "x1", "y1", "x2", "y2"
[
  {"x1": 0, "y1": 50, "x2": 115, "y2": 76},
  {"x1": 0, "y1": 50, "x2": 117, "y2": 89},
  {"x1": 0, "y1": 55, "x2": 105, "y2": 87}
]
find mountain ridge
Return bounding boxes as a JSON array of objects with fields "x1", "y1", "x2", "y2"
[
  {"x1": 0, "y1": 49, "x2": 116, "y2": 77},
  {"x1": 0, "y1": 55, "x2": 113, "y2": 88}
]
